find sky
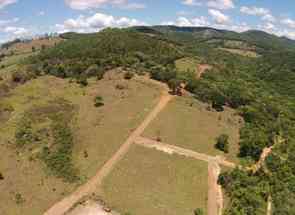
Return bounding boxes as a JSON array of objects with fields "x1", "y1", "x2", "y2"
[{"x1": 0, "y1": 0, "x2": 295, "y2": 43}]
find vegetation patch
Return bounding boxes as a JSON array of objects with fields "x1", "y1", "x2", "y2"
[{"x1": 14, "y1": 99, "x2": 79, "y2": 182}]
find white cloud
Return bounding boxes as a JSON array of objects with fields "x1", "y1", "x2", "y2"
[
  {"x1": 3, "y1": 26, "x2": 29, "y2": 35},
  {"x1": 240, "y1": 6, "x2": 269, "y2": 16},
  {"x1": 261, "y1": 14, "x2": 276, "y2": 22},
  {"x1": 162, "y1": 16, "x2": 210, "y2": 27},
  {"x1": 38, "y1": 11, "x2": 46, "y2": 16},
  {"x1": 208, "y1": 9, "x2": 230, "y2": 24},
  {"x1": 120, "y1": 2, "x2": 145, "y2": 10},
  {"x1": 181, "y1": 0, "x2": 202, "y2": 6},
  {"x1": 0, "y1": 0, "x2": 17, "y2": 9},
  {"x1": 64, "y1": 0, "x2": 145, "y2": 10},
  {"x1": 56, "y1": 12, "x2": 145, "y2": 33},
  {"x1": 0, "y1": 17, "x2": 18, "y2": 26},
  {"x1": 240, "y1": 6, "x2": 276, "y2": 23},
  {"x1": 281, "y1": 18, "x2": 295, "y2": 28},
  {"x1": 207, "y1": 0, "x2": 234, "y2": 10},
  {"x1": 182, "y1": 0, "x2": 234, "y2": 10}
]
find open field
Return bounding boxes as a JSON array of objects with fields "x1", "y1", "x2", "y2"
[
  {"x1": 218, "y1": 48, "x2": 260, "y2": 58},
  {"x1": 101, "y1": 145, "x2": 208, "y2": 215},
  {"x1": 1, "y1": 37, "x2": 63, "y2": 55},
  {"x1": 143, "y1": 96, "x2": 242, "y2": 163},
  {"x1": 175, "y1": 57, "x2": 200, "y2": 73},
  {"x1": 0, "y1": 71, "x2": 162, "y2": 215}
]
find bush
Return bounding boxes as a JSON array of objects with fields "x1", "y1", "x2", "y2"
[
  {"x1": 194, "y1": 208, "x2": 204, "y2": 215},
  {"x1": 124, "y1": 71, "x2": 134, "y2": 80},
  {"x1": 94, "y1": 96, "x2": 104, "y2": 107},
  {"x1": 15, "y1": 193, "x2": 25, "y2": 204},
  {"x1": 15, "y1": 117, "x2": 34, "y2": 147},
  {"x1": 77, "y1": 75, "x2": 88, "y2": 86},
  {"x1": 215, "y1": 134, "x2": 229, "y2": 153},
  {"x1": 0, "y1": 172, "x2": 4, "y2": 180}
]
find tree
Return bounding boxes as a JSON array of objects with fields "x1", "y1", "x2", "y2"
[
  {"x1": 194, "y1": 208, "x2": 204, "y2": 215},
  {"x1": 94, "y1": 96, "x2": 104, "y2": 107},
  {"x1": 168, "y1": 78, "x2": 181, "y2": 95},
  {"x1": 215, "y1": 134, "x2": 229, "y2": 153}
]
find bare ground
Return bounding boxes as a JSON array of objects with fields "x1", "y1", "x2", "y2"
[{"x1": 135, "y1": 136, "x2": 236, "y2": 168}]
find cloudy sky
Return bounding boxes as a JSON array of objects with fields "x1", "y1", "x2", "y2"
[{"x1": 0, "y1": 0, "x2": 295, "y2": 43}]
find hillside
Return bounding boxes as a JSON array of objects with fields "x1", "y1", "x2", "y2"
[
  {"x1": 1, "y1": 26, "x2": 295, "y2": 215},
  {"x1": 132, "y1": 25, "x2": 295, "y2": 53}
]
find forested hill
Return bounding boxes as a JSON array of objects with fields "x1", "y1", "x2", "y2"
[
  {"x1": 11, "y1": 26, "x2": 295, "y2": 214},
  {"x1": 132, "y1": 25, "x2": 295, "y2": 52}
]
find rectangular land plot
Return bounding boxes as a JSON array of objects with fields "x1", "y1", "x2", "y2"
[
  {"x1": 101, "y1": 145, "x2": 208, "y2": 215},
  {"x1": 143, "y1": 96, "x2": 242, "y2": 163}
]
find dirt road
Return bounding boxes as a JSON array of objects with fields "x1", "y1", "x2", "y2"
[
  {"x1": 208, "y1": 161, "x2": 223, "y2": 215},
  {"x1": 44, "y1": 92, "x2": 173, "y2": 215},
  {"x1": 135, "y1": 136, "x2": 236, "y2": 168}
]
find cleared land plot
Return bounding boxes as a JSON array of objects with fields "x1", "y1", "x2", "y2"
[
  {"x1": 175, "y1": 57, "x2": 200, "y2": 73},
  {"x1": 101, "y1": 145, "x2": 208, "y2": 215},
  {"x1": 143, "y1": 96, "x2": 241, "y2": 163},
  {"x1": 218, "y1": 48, "x2": 259, "y2": 58},
  {"x1": 0, "y1": 72, "x2": 161, "y2": 215}
]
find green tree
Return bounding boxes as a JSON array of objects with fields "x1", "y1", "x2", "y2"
[
  {"x1": 215, "y1": 134, "x2": 229, "y2": 153},
  {"x1": 168, "y1": 78, "x2": 181, "y2": 95},
  {"x1": 94, "y1": 96, "x2": 104, "y2": 107}
]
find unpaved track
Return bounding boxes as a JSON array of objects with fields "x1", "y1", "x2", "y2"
[
  {"x1": 135, "y1": 137, "x2": 236, "y2": 168},
  {"x1": 208, "y1": 161, "x2": 223, "y2": 215},
  {"x1": 44, "y1": 92, "x2": 173, "y2": 215}
]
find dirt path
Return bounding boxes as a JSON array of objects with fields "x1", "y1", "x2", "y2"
[
  {"x1": 135, "y1": 136, "x2": 236, "y2": 168},
  {"x1": 44, "y1": 92, "x2": 173, "y2": 215},
  {"x1": 208, "y1": 161, "x2": 223, "y2": 215},
  {"x1": 267, "y1": 196, "x2": 272, "y2": 215}
]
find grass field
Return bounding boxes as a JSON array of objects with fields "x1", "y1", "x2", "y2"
[
  {"x1": 218, "y1": 48, "x2": 260, "y2": 58},
  {"x1": 175, "y1": 57, "x2": 200, "y2": 73},
  {"x1": 0, "y1": 71, "x2": 162, "y2": 215},
  {"x1": 101, "y1": 145, "x2": 208, "y2": 215},
  {"x1": 143, "y1": 96, "x2": 242, "y2": 163}
]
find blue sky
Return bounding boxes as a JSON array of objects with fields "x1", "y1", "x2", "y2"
[{"x1": 0, "y1": 0, "x2": 295, "y2": 43}]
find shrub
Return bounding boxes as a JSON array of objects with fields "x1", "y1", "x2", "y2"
[
  {"x1": 115, "y1": 83, "x2": 128, "y2": 90},
  {"x1": 41, "y1": 118, "x2": 79, "y2": 182},
  {"x1": 194, "y1": 208, "x2": 204, "y2": 215},
  {"x1": 15, "y1": 117, "x2": 34, "y2": 147},
  {"x1": 77, "y1": 75, "x2": 88, "y2": 86},
  {"x1": 15, "y1": 193, "x2": 25, "y2": 204},
  {"x1": 124, "y1": 71, "x2": 134, "y2": 80},
  {"x1": 0, "y1": 172, "x2": 4, "y2": 180},
  {"x1": 94, "y1": 96, "x2": 104, "y2": 107},
  {"x1": 215, "y1": 134, "x2": 229, "y2": 153}
]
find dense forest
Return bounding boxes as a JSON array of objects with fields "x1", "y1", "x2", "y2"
[{"x1": 18, "y1": 26, "x2": 295, "y2": 214}]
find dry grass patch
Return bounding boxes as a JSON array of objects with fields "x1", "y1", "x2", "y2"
[
  {"x1": 100, "y1": 145, "x2": 208, "y2": 215},
  {"x1": 143, "y1": 96, "x2": 242, "y2": 163},
  {"x1": 0, "y1": 73, "x2": 162, "y2": 214},
  {"x1": 71, "y1": 74, "x2": 161, "y2": 179},
  {"x1": 218, "y1": 48, "x2": 260, "y2": 58}
]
